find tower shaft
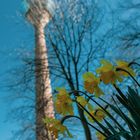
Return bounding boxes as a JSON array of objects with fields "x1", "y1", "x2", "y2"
[
  {"x1": 26, "y1": 1, "x2": 55, "y2": 139},
  {"x1": 35, "y1": 24, "x2": 55, "y2": 140}
]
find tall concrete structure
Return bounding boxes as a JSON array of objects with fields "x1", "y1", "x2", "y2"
[{"x1": 26, "y1": 0, "x2": 55, "y2": 139}]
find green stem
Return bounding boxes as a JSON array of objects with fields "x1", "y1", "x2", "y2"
[
  {"x1": 77, "y1": 107, "x2": 92, "y2": 140},
  {"x1": 75, "y1": 100, "x2": 110, "y2": 137},
  {"x1": 116, "y1": 68, "x2": 140, "y2": 87},
  {"x1": 128, "y1": 62, "x2": 140, "y2": 67},
  {"x1": 73, "y1": 91, "x2": 92, "y2": 140},
  {"x1": 72, "y1": 90, "x2": 125, "y2": 132}
]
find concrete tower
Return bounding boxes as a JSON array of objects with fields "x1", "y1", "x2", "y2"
[{"x1": 26, "y1": 0, "x2": 55, "y2": 139}]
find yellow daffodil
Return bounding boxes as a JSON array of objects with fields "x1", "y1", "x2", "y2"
[
  {"x1": 83, "y1": 72, "x2": 104, "y2": 97},
  {"x1": 55, "y1": 88, "x2": 74, "y2": 116},
  {"x1": 94, "y1": 108, "x2": 106, "y2": 121},
  {"x1": 96, "y1": 60, "x2": 123, "y2": 84},
  {"x1": 116, "y1": 60, "x2": 135, "y2": 77},
  {"x1": 43, "y1": 117, "x2": 72, "y2": 139},
  {"x1": 96, "y1": 131, "x2": 106, "y2": 140},
  {"x1": 86, "y1": 107, "x2": 106, "y2": 123},
  {"x1": 77, "y1": 96, "x2": 88, "y2": 107}
]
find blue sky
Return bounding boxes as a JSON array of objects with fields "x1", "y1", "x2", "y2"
[
  {"x1": 0, "y1": 0, "x2": 32, "y2": 139},
  {"x1": 0, "y1": 0, "x2": 139, "y2": 140},
  {"x1": 0, "y1": 0, "x2": 124, "y2": 139}
]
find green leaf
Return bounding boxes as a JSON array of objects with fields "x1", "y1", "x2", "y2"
[{"x1": 104, "y1": 119, "x2": 119, "y2": 137}]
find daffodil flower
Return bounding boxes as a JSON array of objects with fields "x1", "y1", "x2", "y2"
[
  {"x1": 83, "y1": 72, "x2": 104, "y2": 97},
  {"x1": 86, "y1": 107, "x2": 106, "y2": 123},
  {"x1": 77, "y1": 96, "x2": 88, "y2": 107},
  {"x1": 96, "y1": 60, "x2": 123, "y2": 84},
  {"x1": 96, "y1": 131, "x2": 106, "y2": 140},
  {"x1": 94, "y1": 108, "x2": 106, "y2": 121},
  {"x1": 55, "y1": 88, "x2": 74, "y2": 116},
  {"x1": 43, "y1": 117, "x2": 72, "y2": 138}
]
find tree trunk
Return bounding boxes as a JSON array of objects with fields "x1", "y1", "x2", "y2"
[{"x1": 35, "y1": 24, "x2": 55, "y2": 140}]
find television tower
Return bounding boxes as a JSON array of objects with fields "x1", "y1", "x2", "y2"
[{"x1": 26, "y1": 0, "x2": 55, "y2": 139}]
